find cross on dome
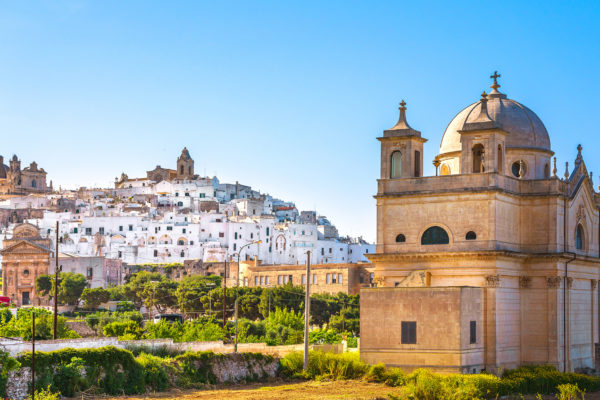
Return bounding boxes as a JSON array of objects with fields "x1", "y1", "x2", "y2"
[{"x1": 490, "y1": 71, "x2": 501, "y2": 88}]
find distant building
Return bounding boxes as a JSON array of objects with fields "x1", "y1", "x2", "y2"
[
  {"x1": 0, "y1": 155, "x2": 50, "y2": 195},
  {"x1": 0, "y1": 223, "x2": 52, "y2": 306}
]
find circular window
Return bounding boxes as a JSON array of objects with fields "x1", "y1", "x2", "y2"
[
  {"x1": 23, "y1": 269, "x2": 29, "y2": 277},
  {"x1": 511, "y1": 161, "x2": 526, "y2": 178},
  {"x1": 395, "y1": 234, "x2": 406, "y2": 243},
  {"x1": 466, "y1": 231, "x2": 476, "y2": 240}
]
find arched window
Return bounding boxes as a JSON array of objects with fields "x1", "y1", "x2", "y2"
[
  {"x1": 31, "y1": 179, "x2": 37, "y2": 188},
  {"x1": 421, "y1": 226, "x2": 449, "y2": 245},
  {"x1": 188, "y1": 166, "x2": 192, "y2": 175},
  {"x1": 180, "y1": 165, "x2": 184, "y2": 175},
  {"x1": 512, "y1": 161, "x2": 526, "y2": 178},
  {"x1": 466, "y1": 231, "x2": 477, "y2": 240},
  {"x1": 497, "y1": 145, "x2": 503, "y2": 173},
  {"x1": 395, "y1": 234, "x2": 406, "y2": 243},
  {"x1": 576, "y1": 224, "x2": 585, "y2": 250},
  {"x1": 440, "y1": 164, "x2": 450, "y2": 176},
  {"x1": 390, "y1": 151, "x2": 402, "y2": 179},
  {"x1": 544, "y1": 163, "x2": 550, "y2": 178},
  {"x1": 23, "y1": 269, "x2": 30, "y2": 277},
  {"x1": 472, "y1": 144, "x2": 484, "y2": 173}
]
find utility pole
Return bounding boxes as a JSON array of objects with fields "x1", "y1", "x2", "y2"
[
  {"x1": 222, "y1": 259, "x2": 227, "y2": 329},
  {"x1": 32, "y1": 309, "x2": 36, "y2": 400},
  {"x1": 53, "y1": 221, "x2": 59, "y2": 340},
  {"x1": 234, "y1": 240, "x2": 261, "y2": 353},
  {"x1": 303, "y1": 251, "x2": 311, "y2": 370}
]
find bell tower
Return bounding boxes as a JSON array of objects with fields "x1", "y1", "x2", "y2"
[
  {"x1": 378, "y1": 101, "x2": 427, "y2": 182},
  {"x1": 176, "y1": 147, "x2": 194, "y2": 179}
]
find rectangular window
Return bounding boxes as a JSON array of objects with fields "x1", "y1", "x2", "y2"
[
  {"x1": 265, "y1": 276, "x2": 270, "y2": 285},
  {"x1": 85, "y1": 227, "x2": 92, "y2": 235},
  {"x1": 338, "y1": 273, "x2": 343, "y2": 284},
  {"x1": 129, "y1": 225, "x2": 133, "y2": 231},
  {"x1": 119, "y1": 226, "x2": 123, "y2": 231},
  {"x1": 313, "y1": 274, "x2": 317, "y2": 284},
  {"x1": 283, "y1": 275, "x2": 288, "y2": 284},
  {"x1": 154, "y1": 250, "x2": 158, "y2": 257},
  {"x1": 233, "y1": 243, "x2": 237, "y2": 251},
  {"x1": 269, "y1": 246, "x2": 272, "y2": 253},
  {"x1": 302, "y1": 274, "x2": 306, "y2": 284},
  {"x1": 332, "y1": 274, "x2": 337, "y2": 284},
  {"x1": 260, "y1": 276, "x2": 264, "y2": 285},
  {"x1": 254, "y1": 276, "x2": 258, "y2": 286},
  {"x1": 414, "y1": 150, "x2": 421, "y2": 177},
  {"x1": 167, "y1": 226, "x2": 173, "y2": 231},
  {"x1": 401, "y1": 321, "x2": 417, "y2": 344},
  {"x1": 278, "y1": 275, "x2": 282, "y2": 285},
  {"x1": 470, "y1": 321, "x2": 477, "y2": 344},
  {"x1": 321, "y1": 248, "x2": 324, "y2": 256},
  {"x1": 266, "y1": 227, "x2": 270, "y2": 235},
  {"x1": 235, "y1": 232, "x2": 238, "y2": 239},
  {"x1": 326, "y1": 274, "x2": 331, "y2": 284},
  {"x1": 288, "y1": 275, "x2": 293, "y2": 284},
  {"x1": 99, "y1": 227, "x2": 104, "y2": 235},
  {"x1": 251, "y1": 233, "x2": 254, "y2": 239},
  {"x1": 219, "y1": 232, "x2": 224, "y2": 238},
  {"x1": 118, "y1": 251, "x2": 122, "y2": 258},
  {"x1": 329, "y1": 248, "x2": 332, "y2": 254},
  {"x1": 86, "y1": 268, "x2": 93, "y2": 278},
  {"x1": 73, "y1": 227, "x2": 78, "y2": 234}
]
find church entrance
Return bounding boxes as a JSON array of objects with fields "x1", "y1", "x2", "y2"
[{"x1": 22, "y1": 291, "x2": 30, "y2": 305}]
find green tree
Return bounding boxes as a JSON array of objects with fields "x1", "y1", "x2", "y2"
[
  {"x1": 36, "y1": 273, "x2": 87, "y2": 306},
  {"x1": 199, "y1": 287, "x2": 236, "y2": 321},
  {"x1": 176, "y1": 275, "x2": 221, "y2": 317},
  {"x1": 81, "y1": 287, "x2": 110, "y2": 309},
  {"x1": 126, "y1": 272, "x2": 178, "y2": 313},
  {"x1": 258, "y1": 283, "x2": 304, "y2": 318}
]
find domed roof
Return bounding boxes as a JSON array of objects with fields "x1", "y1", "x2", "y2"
[{"x1": 439, "y1": 76, "x2": 551, "y2": 155}]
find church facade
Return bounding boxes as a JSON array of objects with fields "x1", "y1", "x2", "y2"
[
  {"x1": 0, "y1": 223, "x2": 52, "y2": 306},
  {"x1": 361, "y1": 73, "x2": 600, "y2": 373},
  {"x1": 0, "y1": 155, "x2": 50, "y2": 195}
]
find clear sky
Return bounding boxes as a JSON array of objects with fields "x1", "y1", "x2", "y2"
[{"x1": 1, "y1": 1, "x2": 599, "y2": 243}]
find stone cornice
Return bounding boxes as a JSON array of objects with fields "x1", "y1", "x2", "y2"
[{"x1": 367, "y1": 251, "x2": 600, "y2": 264}]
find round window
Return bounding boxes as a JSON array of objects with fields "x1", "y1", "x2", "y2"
[{"x1": 511, "y1": 161, "x2": 526, "y2": 178}]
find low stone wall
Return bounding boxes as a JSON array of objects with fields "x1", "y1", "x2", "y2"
[{"x1": 0, "y1": 337, "x2": 307, "y2": 358}]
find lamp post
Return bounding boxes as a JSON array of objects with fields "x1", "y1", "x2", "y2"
[
  {"x1": 234, "y1": 240, "x2": 262, "y2": 353},
  {"x1": 433, "y1": 156, "x2": 441, "y2": 176}
]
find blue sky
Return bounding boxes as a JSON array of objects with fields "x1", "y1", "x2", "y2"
[{"x1": 1, "y1": 1, "x2": 599, "y2": 242}]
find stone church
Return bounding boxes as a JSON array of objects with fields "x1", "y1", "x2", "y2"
[
  {"x1": 0, "y1": 223, "x2": 52, "y2": 306},
  {"x1": 0, "y1": 154, "x2": 50, "y2": 195},
  {"x1": 361, "y1": 73, "x2": 600, "y2": 373}
]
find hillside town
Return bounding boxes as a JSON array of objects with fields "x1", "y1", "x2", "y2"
[{"x1": 0, "y1": 148, "x2": 374, "y2": 307}]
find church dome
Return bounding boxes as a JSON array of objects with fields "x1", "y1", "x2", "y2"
[{"x1": 439, "y1": 76, "x2": 551, "y2": 155}]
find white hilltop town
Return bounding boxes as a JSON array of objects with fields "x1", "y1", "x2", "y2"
[{"x1": 0, "y1": 147, "x2": 374, "y2": 306}]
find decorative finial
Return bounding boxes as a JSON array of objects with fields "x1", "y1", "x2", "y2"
[
  {"x1": 564, "y1": 162, "x2": 569, "y2": 180},
  {"x1": 481, "y1": 91, "x2": 488, "y2": 100},
  {"x1": 399, "y1": 100, "x2": 406, "y2": 111},
  {"x1": 590, "y1": 171, "x2": 594, "y2": 188},
  {"x1": 552, "y1": 157, "x2": 557, "y2": 177},
  {"x1": 433, "y1": 156, "x2": 441, "y2": 176},
  {"x1": 490, "y1": 71, "x2": 501, "y2": 89},
  {"x1": 386, "y1": 99, "x2": 419, "y2": 134},
  {"x1": 575, "y1": 144, "x2": 583, "y2": 166}
]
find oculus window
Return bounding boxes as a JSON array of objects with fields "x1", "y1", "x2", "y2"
[{"x1": 396, "y1": 234, "x2": 406, "y2": 243}]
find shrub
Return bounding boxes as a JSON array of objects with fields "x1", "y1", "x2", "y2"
[
  {"x1": 136, "y1": 353, "x2": 170, "y2": 391},
  {"x1": 0, "y1": 350, "x2": 20, "y2": 397},
  {"x1": 103, "y1": 320, "x2": 144, "y2": 339},
  {"x1": 279, "y1": 351, "x2": 304, "y2": 378},
  {"x1": 125, "y1": 344, "x2": 185, "y2": 358},
  {"x1": 556, "y1": 383, "x2": 585, "y2": 400},
  {"x1": 26, "y1": 387, "x2": 60, "y2": 400}
]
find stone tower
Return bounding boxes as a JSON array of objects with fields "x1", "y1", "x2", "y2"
[{"x1": 176, "y1": 147, "x2": 194, "y2": 179}]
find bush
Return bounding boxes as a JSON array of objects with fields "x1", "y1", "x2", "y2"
[
  {"x1": 125, "y1": 344, "x2": 185, "y2": 358},
  {"x1": 103, "y1": 320, "x2": 144, "y2": 339},
  {"x1": 137, "y1": 353, "x2": 170, "y2": 391},
  {"x1": 26, "y1": 387, "x2": 60, "y2": 400}
]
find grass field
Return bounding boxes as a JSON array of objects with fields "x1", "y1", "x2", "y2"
[{"x1": 106, "y1": 380, "x2": 600, "y2": 400}]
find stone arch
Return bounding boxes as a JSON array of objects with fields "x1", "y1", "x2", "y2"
[
  {"x1": 472, "y1": 144, "x2": 484, "y2": 173},
  {"x1": 177, "y1": 237, "x2": 188, "y2": 246},
  {"x1": 576, "y1": 223, "x2": 586, "y2": 251},
  {"x1": 440, "y1": 164, "x2": 450, "y2": 176},
  {"x1": 148, "y1": 236, "x2": 157, "y2": 245},
  {"x1": 159, "y1": 234, "x2": 172, "y2": 244},
  {"x1": 395, "y1": 234, "x2": 406, "y2": 243}
]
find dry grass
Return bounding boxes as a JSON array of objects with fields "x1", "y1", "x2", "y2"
[{"x1": 83, "y1": 380, "x2": 600, "y2": 400}]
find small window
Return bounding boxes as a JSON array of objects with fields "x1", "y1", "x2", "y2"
[
  {"x1": 326, "y1": 274, "x2": 331, "y2": 284},
  {"x1": 260, "y1": 276, "x2": 264, "y2": 285},
  {"x1": 302, "y1": 274, "x2": 306, "y2": 284},
  {"x1": 118, "y1": 251, "x2": 122, "y2": 258},
  {"x1": 23, "y1": 269, "x2": 30, "y2": 277},
  {"x1": 129, "y1": 225, "x2": 133, "y2": 231},
  {"x1": 466, "y1": 231, "x2": 476, "y2": 240},
  {"x1": 576, "y1": 224, "x2": 585, "y2": 250},
  {"x1": 278, "y1": 276, "x2": 282, "y2": 285},
  {"x1": 180, "y1": 250, "x2": 184, "y2": 257},
  {"x1": 338, "y1": 273, "x2": 342, "y2": 284},
  {"x1": 470, "y1": 321, "x2": 477, "y2": 344},
  {"x1": 421, "y1": 226, "x2": 449, "y2": 245},
  {"x1": 265, "y1": 276, "x2": 270, "y2": 285},
  {"x1": 288, "y1": 275, "x2": 293, "y2": 284},
  {"x1": 512, "y1": 161, "x2": 526, "y2": 178},
  {"x1": 154, "y1": 250, "x2": 158, "y2": 257},
  {"x1": 313, "y1": 274, "x2": 317, "y2": 284},
  {"x1": 401, "y1": 321, "x2": 417, "y2": 344},
  {"x1": 119, "y1": 226, "x2": 123, "y2": 232},
  {"x1": 254, "y1": 276, "x2": 258, "y2": 286},
  {"x1": 414, "y1": 150, "x2": 421, "y2": 177},
  {"x1": 396, "y1": 234, "x2": 406, "y2": 243}
]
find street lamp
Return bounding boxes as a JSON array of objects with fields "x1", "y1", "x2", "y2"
[{"x1": 234, "y1": 240, "x2": 262, "y2": 352}]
